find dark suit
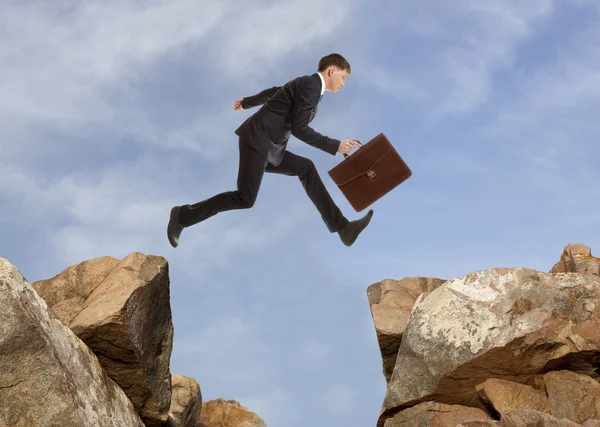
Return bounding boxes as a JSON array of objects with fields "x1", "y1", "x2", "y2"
[{"x1": 178, "y1": 72, "x2": 349, "y2": 233}]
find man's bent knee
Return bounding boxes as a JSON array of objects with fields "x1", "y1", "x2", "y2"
[
  {"x1": 236, "y1": 191, "x2": 256, "y2": 208},
  {"x1": 299, "y1": 158, "x2": 316, "y2": 177}
]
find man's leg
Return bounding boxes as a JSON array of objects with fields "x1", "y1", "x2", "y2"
[
  {"x1": 178, "y1": 138, "x2": 268, "y2": 227},
  {"x1": 265, "y1": 150, "x2": 349, "y2": 233}
]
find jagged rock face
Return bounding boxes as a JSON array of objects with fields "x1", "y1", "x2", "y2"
[
  {"x1": 367, "y1": 277, "x2": 446, "y2": 381},
  {"x1": 32, "y1": 252, "x2": 174, "y2": 427},
  {"x1": 379, "y1": 267, "x2": 600, "y2": 426},
  {"x1": 199, "y1": 399, "x2": 266, "y2": 427},
  {"x1": 169, "y1": 374, "x2": 202, "y2": 427},
  {"x1": 0, "y1": 257, "x2": 145, "y2": 427},
  {"x1": 550, "y1": 243, "x2": 600, "y2": 276}
]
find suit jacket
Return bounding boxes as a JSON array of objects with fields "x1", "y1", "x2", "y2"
[{"x1": 234, "y1": 72, "x2": 340, "y2": 166}]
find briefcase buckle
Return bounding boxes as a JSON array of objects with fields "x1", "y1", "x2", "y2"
[{"x1": 367, "y1": 170, "x2": 376, "y2": 179}]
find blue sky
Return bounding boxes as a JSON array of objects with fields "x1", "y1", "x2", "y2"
[{"x1": 2, "y1": 1, "x2": 600, "y2": 426}]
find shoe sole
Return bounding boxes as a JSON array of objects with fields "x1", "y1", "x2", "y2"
[
  {"x1": 346, "y1": 209, "x2": 373, "y2": 246},
  {"x1": 168, "y1": 206, "x2": 181, "y2": 248}
]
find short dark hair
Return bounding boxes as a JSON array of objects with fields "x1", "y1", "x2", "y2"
[{"x1": 318, "y1": 53, "x2": 351, "y2": 74}]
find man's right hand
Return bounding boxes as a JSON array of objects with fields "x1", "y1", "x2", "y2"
[
  {"x1": 233, "y1": 99, "x2": 243, "y2": 111},
  {"x1": 337, "y1": 139, "x2": 361, "y2": 155}
]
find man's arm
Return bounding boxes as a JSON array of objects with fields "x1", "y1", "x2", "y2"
[
  {"x1": 241, "y1": 85, "x2": 281, "y2": 109},
  {"x1": 290, "y1": 78, "x2": 340, "y2": 155}
]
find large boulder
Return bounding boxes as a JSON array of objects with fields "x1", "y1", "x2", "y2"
[
  {"x1": 550, "y1": 244, "x2": 600, "y2": 276},
  {"x1": 543, "y1": 370, "x2": 600, "y2": 424},
  {"x1": 32, "y1": 252, "x2": 174, "y2": 426},
  {"x1": 378, "y1": 267, "x2": 600, "y2": 426},
  {"x1": 199, "y1": 399, "x2": 266, "y2": 427},
  {"x1": 367, "y1": 277, "x2": 446, "y2": 381},
  {"x1": 475, "y1": 377, "x2": 550, "y2": 416},
  {"x1": 0, "y1": 257, "x2": 144, "y2": 427},
  {"x1": 169, "y1": 374, "x2": 202, "y2": 427}
]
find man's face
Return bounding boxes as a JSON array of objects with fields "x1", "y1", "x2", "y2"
[{"x1": 329, "y1": 67, "x2": 349, "y2": 92}]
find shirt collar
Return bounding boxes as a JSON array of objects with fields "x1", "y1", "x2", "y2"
[{"x1": 317, "y1": 72, "x2": 326, "y2": 95}]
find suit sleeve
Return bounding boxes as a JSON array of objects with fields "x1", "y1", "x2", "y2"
[
  {"x1": 241, "y1": 86, "x2": 281, "y2": 109},
  {"x1": 290, "y1": 79, "x2": 340, "y2": 156}
]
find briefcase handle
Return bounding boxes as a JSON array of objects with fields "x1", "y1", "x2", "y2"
[{"x1": 343, "y1": 140, "x2": 363, "y2": 158}]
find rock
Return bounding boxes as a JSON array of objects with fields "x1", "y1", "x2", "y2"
[
  {"x1": 32, "y1": 252, "x2": 174, "y2": 426},
  {"x1": 476, "y1": 377, "x2": 550, "y2": 415},
  {"x1": 543, "y1": 370, "x2": 600, "y2": 424},
  {"x1": 500, "y1": 409, "x2": 580, "y2": 426},
  {"x1": 169, "y1": 374, "x2": 202, "y2": 427},
  {"x1": 0, "y1": 257, "x2": 144, "y2": 427},
  {"x1": 550, "y1": 244, "x2": 600, "y2": 276},
  {"x1": 378, "y1": 267, "x2": 600, "y2": 426},
  {"x1": 199, "y1": 399, "x2": 266, "y2": 427},
  {"x1": 457, "y1": 421, "x2": 501, "y2": 426},
  {"x1": 367, "y1": 277, "x2": 446, "y2": 381},
  {"x1": 382, "y1": 401, "x2": 493, "y2": 427}
]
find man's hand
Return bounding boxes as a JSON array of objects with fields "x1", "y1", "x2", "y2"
[
  {"x1": 337, "y1": 139, "x2": 361, "y2": 155},
  {"x1": 233, "y1": 99, "x2": 243, "y2": 111}
]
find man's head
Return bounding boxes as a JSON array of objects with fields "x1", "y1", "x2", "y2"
[{"x1": 318, "y1": 53, "x2": 351, "y2": 93}]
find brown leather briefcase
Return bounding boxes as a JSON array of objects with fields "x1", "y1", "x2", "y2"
[{"x1": 328, "y1": 132, "x2": 412, "y2": 212}]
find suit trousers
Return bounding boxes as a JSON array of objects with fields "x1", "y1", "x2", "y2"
[{"x1": 178, "y1": 137, "x2": 349, "y2": 233}]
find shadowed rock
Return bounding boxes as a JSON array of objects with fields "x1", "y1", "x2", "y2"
[
  {"x1": 32, "y1": 252, "x2": 174, "y2": 426},
  {"x1": 378, "y1": 267, "x2": 600, "y2": 426},
  {"x1": 367, "y1": 277, "x2": 446, "y2": 381},
  {"x1": 0, "y1": 257, "x2": 144, "y2": 427}
]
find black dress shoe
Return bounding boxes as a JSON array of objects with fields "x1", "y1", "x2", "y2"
[
  {"x1": 338, "y1": 209, "x2": 373, "y2": 247},
  {"x1": 167, "y1": 206, "x2": 184, "y2": 248}
]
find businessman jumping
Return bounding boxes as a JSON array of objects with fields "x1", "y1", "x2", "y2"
[{"x1": 167, "y1": 53, "x2": 373, "y2": 248}]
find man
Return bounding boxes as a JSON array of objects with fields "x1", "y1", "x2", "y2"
[{"x1": 167, "y1": 53, "x2": 373, "y2": 248}]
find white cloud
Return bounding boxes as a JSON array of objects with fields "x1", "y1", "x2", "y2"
[{"x1": 357, "y1": 0, "x2": 556, "y2": 116}]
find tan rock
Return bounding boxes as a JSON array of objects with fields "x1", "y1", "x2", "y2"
[
  {"x1": 378, "y1": 268, "x2": 600, "y2": 427},
  {"x1": 367, "y1": 277, "x2": 446, "y2": 381},
  {"x1": 476, "y1": 378, "x2": 550, "y2": 415},
  {"x1": 169, "y1": 374, "x2": 202, "y2": 427},
  {"x1": 0, "y1": 257, "x2": 144, "y2": 427},
  {"x1": 550, "y1": 243, "x2": 600, "y2": 276},
  {"x1": 457, "y1": 421, "x2": 501, "y2": 426},
  {"x1": 199, "y1": 398, "x2": 266, "y2": 427},
  {"x1": 543, "y1": 370, "x2": 600, "y2": 424},
  {"x1": 500, "y1": 409, "x2": 579, "y2": 426},
  {"x1": 32, "y1": 252, "x2": 174, "y2": 426},
  {"x1": 383, "y1": 401, "x2": 493, "y2": 427}
]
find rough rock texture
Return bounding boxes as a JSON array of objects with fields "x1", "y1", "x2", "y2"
[
  {"x1": 476, "y1": 377, "x2": 550, "y2": 415},
  {"x1": 32, "y1": 252, "x2": 174, "y2": 426},
  {"x1": 0, "y1": 257, "x2": 144, "y2": 427},
  {"x1": 367, "y1": 277, "x2": 446, "y2": 381},
  {"x1": 550, "y1": 244, "x2": 600, "y2": 276},
  {"x1": 457, "y1": 421, "x2": 501, "y2": 426},
  {"x1": 378, "y1": 267, "x2": 600, "y2": 426},
  {"x1": 544, "y1": 370, "x2": 600, "y2": 424},
  {"x1": 169, "y1": 374, "x2": 202, "y2": 427},
  {"x1": 383, "y1": 401, "x2": 493, "y2": 427},
  {"x1": 500, "y1": 409, "x2": 580, "y2": 426},
  {"x1": 199, "y1": 399, "x2": 266, "y2": 427}
]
